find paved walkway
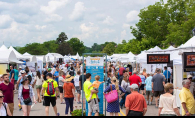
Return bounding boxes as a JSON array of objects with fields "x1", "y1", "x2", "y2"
[{"x1": 13, "y1": 88, "x2": 158, "y2": 116}]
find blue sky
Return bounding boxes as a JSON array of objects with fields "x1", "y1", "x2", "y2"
[{"x1": 0, "y1": 0, "x2": 166, "y2": 47}]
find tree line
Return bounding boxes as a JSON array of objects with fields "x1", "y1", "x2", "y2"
[{"x1": 15, "y1": 0, "x2": 195, "y2": 56}]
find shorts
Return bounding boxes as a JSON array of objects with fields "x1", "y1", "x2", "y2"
[
  {"x1": 154, "y1": 91, "x2": 164, "y2": 97},
  {"x1": 20, "y1": 100, "x2": 32, "y2": 106},
  {"x1": 139, "y1": 84, "x2": 145, "y2": 90},
  {"x1": 75, "y1": 86, "x2": 81, "y2": 94},
  {"x1": 36, "y1": 85, "x2": 42, "y2": 89},
  {"x1": 58, "y1": 86, "x2": 63, "y2": 93},
  {"x1": 43, "y1": 96, "x2": 56, "y2": 107},
  {"x1": 88, "y1": 98, "x2": 99, "y2": 113},
  {"x1": 146, "y1": 91, "x2": 153, "y2": 96}
]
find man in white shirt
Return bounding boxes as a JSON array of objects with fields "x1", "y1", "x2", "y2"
[
  {"x1": 51, "y1": 65, "x2": 56, "y2": 75},
  {"x1": 74, "y1": 71, "x2": 81, "y2": 104}
]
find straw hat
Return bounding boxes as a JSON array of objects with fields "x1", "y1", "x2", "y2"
[{"x1": 65, "y1": 75, "x2": 74, "y2": 82}]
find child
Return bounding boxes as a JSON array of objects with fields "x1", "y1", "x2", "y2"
[{"x1": 88, "y1": 75, "x2": 104, "y2": 103}]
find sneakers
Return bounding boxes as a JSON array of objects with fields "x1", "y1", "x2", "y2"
[
  {"x1": 77, "y1": 102, "x2": 82, "y2": 104},
  {"x1": 56, "y1": 113, "x2": 60, "y2": 116}
]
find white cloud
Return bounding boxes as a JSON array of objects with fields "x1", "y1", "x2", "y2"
[
  {"x1": 126, "y1": 10, "x2": 140, "y2": 22},
  {"x1": 69, "y1": 2, "x2": 86, "y2": 21},
  {"x1": 35, "y1": 25, "x2": 47, "y2": 30},
  {"x1": 0, "y1": 15, "x2": 13, "y2": 28},
  {"x1": 40, "y1": 0, "x2": 69, "y2": 14},
  {"x1": 122, "y1": 23, "x2": 130, "y2": 29},
  {"x1": 44, "y1": 14, "x2": 63, "y2": 22},
  {"x1": 121, "y1": 30, "x2": 127, "y2": 39},
  {"x1": 102, "y1": 16, "x2": 115, "y2": 25},
  {"x1": 101, "y1": 28, "x2": 115, "y2": 34}
]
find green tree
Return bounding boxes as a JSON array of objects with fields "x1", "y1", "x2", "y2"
[
  {"x1": 56, "y1": 32, "x2": 68, "y2": 45},
  {"x1": 43, "y1": 40, "x2": 58, "y2": 53},
  {"x1": 67, "y1": 38, "x2": 85, "y2": 55},
  {"x1": 57, "y1": 42, "x2": 73, "y2": 56},
  {"x1": 102, "y1": 42, "x2": 117, "y2": 55}
]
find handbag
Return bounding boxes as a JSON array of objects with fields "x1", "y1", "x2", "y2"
[
  {"x1": 104, "y1": 85, "x2": 118, "y2": 103},
  {"x1": 23, "y1": 97, "x2": 32, "y2": 105}
]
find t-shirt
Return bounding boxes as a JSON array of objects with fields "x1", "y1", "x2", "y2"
[
  {"x1": 83, "y1": 80, "x2": 97, "y2": 102},
  {"x1": 139, "y1": 75, "x2": 146, "y2": 84},
  {"x1": 54, "y1": 71, "x2": 59, "y2": 83},
  {"x1": 14, "y1": 69, "x2": 19, "y2": 81},
  {"x1": 58, "y1": 76, "x2": 64, "y2": 87},
  {"x1": 9, "y1": 69, "x2": 15, "y2": 80},
  {"x1": 51, "y1": 68, "x2": 56, "y2": 75},
  {"x1": 63, "y1": 82, "x2": 75, "y2": 98},
  {"x1": 152, "y1": 74, "x2": 165, "y2": 91},
  {"x1": 79, "y1": 75, "x2": 86, "y2": 90},
  {"x1": 119, "y1": 67, "x2": 125, "y2": 76},
  {"x1": 74, "y1": 75, "x2": 80, "y2": 87},
  {"x1": 125, "y1": 91, "x2": 147, "y2": 112},
  {"x1": 159, "y1": 95, "x2": 177, "y2": 115},
  {"x1": 129, "y1": 74, "x2": 142, "y2": 86},
  {"x1": 163, "y1": 70, "x2": 171, "y2": 79},
  {"x1": 92, "y1": 81, "x2": 102, "y2": 89},
  {"x1": 43, "y1": 71, "x2": 48, "y2": 81},
  {"x1": 42, "y1": 79, "x2": 58, "y2": 97},
  {"x1": 0, "y1": 83, "x2": 14, "y2": 103},
  {"x1": 145, "y1": 76, "x2": 153, "y2": 91}
]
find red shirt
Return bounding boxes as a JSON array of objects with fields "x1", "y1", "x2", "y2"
[
  {"x1": 119, "y1": 67, "x2": 125, "y2": 76},
  {"x1": 63, "y1": 82, "x2": 75, "y2": 98},
  {"x1": 125, "y1": 91, "x2": 147, "y2": 112},
  {"x1": 0, "y1": 83, "x2": 14, "y2": 103},
  {"x1": 129, "y1": 74, "x2": 142, "y2": 86},
  {"x1": 22, "y1": 87, "x2": 30, "y2": 99}
]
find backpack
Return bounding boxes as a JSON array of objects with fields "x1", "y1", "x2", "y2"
[{"x1": 46, "y1": 80, "x2": 55, "y2": 96}]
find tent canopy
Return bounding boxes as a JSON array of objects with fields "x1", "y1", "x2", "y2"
[
  {"x1": 0, "y1": 45, "x2": 8, "y2": 51},
  {"x1": 0, "y1": 50, "x2": 23, "y2": 63}
]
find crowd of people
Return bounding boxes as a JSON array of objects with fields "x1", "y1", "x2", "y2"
[{"x1": 0, "y1": 61, "x2": 195, "y2": 116}]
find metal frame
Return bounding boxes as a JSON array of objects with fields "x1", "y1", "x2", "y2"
[{"x1": 81, "y1": 53, "x2": 107, "y2": 116}]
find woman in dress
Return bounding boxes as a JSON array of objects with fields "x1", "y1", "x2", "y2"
[
  {"x1": 0, "y1": 91, "x2": 12, "y2": 116},
  {"x1": 104, "y1": 76, "x2": 125, "y2": 116},
  {"x1": 18, "y1": 75, "x2": 36, "y2": 116}
]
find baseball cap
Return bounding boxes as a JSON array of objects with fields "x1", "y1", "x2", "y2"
[
  {"x1": 48, "y1": 68, "x2": 52, "y2": 72},
  {"x1": 130, "y1": 84, "x2": 139, "y2": 89},
  {"x1": 188, "y1": 75, "x2": 193, "y2": 79}
]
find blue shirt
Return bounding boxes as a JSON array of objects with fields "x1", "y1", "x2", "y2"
[
  {"x1": 145, "y1": 76, "x2": 153, "y2": 91},
  {"x1": 163, "y1": 70, "x2": 171, "y2": 79},
  {"x1": 54, "y1": 71, "x2": 59, "y2": 83},
  {"x1": 14, "y1": 69, "x2": 19, "y2": 81},
  {"x1": 139, "y1": 75, "x2": 146, "y2": 84},
  {"x1": 9, "y1": 69, "x2": 15, "y2": 80}
]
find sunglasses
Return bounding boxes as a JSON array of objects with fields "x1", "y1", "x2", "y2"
[{"x1": 0, "y1": 96, "x2": 4, "y2": 98}]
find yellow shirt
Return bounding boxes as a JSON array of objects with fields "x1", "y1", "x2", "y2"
[
  {"x1": 42, "y1": 79, "x2": 58, "y2": 97},
  {"x1": 179, "y1": 87, "x2": 195, "y2": 116},
  {"x1": 83, "y1": 80, "x2": 97, "y2": 102}
]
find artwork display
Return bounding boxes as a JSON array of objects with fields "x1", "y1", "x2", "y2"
[{"x1": 147, "y1": 54, "x2": 170, "y2": 64}]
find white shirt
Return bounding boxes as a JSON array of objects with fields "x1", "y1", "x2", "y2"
[
  {"x1": 35, "y1": 76, "x2": 44, "y2": 86},
  {"x1": 0, "y1": 103, "x2": 7, "y2": 116},
  {"x1": 74, "y1": 75, "x2": 80, "y2": 87},
  {"x1": 51, "y1": 68, "x2": 56, "y2": 75},
  {"x1": 159, "y1": 95, "x2": 177, "y2": 115}
]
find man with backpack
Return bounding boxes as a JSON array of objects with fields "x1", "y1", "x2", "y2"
[{"x1": 42, "y1": 73, "x2": 60, "y2": 116}]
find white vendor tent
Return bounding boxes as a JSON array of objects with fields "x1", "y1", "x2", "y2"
[
  {"x1": 0, "y1": 45, "x2": 8, "y2": 51},
  {"x1": 0, "y1": 50, "x2": 23, "y2": 63},
  {"x1": 8, "y1": 46, "x2": 30, "y2": 60}
]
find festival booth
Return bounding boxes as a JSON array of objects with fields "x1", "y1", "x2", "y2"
[{"x1": 8, "y1": 46, "x2": 30, "y2": 61}]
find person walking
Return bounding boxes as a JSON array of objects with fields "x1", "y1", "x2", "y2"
[
  {"x1": 42, "y1": 73, "x2": 60, "y2": 116},
  {"x1": 179, "y1": 79, "x2": 195, "y2": 116},
  {"x1": 163, "y1": 66, "x2": 171, "y2": 83},
  {"x1": 63, "y1": 75, "x2": 75, "y2": 116},
  {"x1": 187, "y1": 75, "x2": 195, "y2": 96},
  {"x1": 58, "y1": 70, "x2": 65, "y2": 104},
  {"x1": 125, "y1": 84, "x2": 147, "y2": 116},
  {"x1": 18, "y1": 75, "x2": 36, "y2": 116},
  {"x1": 0, "y1": 74, "x2": 15, "y2": 115},
  {"x1": 9, "y1": 66, "x2": 15, "y2": 85},
  {"x1": 129, "y1": 70, "x2": 142, "y2": 87},
  {"x1": 16, "y1": 70, "x2": 26, "y2": 90},
  {"x1": 158, "y1": 83, "x2": 180, "y2": 116},
  {"x1": 74, "y1": 71, "x2": 82, "y2": 104},
  {"x1": 152, "y1": 68, "x2": 165, "y2": 108},
  {"x1": 33, "y1": 71, "x2": 44, "y2": 103},
  {"x1": 79, "y1": 68, "x2": 86, "y2": 110},
  {"x1": 145, "y1": 73, "x2": 153, "y2": 105},
  {"x1": 14, "y1": 66, "x2": 19, "y2": 93},
  {"x1": 120, "y1": 74, "x2": 130, "y2": 109},
  {"x1": 0, "y1": 91, "x2": 12, "y2": 116},
  {"x1": 119, "y1": 70, "x2": 127, "y2": 86},
  {"x1": 104, "y1": 76, "x2": 126, "y2": 116},
  {"x1": 53, "y1": 67, "x2": 59, "y2": 84},
  {"x1": 139, "y1": 71, "x2": 146, "y2": 95},
  {"x1": 83, "y1": 73, "x2": 99, "y2": 116}
]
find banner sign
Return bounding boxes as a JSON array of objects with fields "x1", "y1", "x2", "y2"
[
  {"x1": 86, "y1": 57, "x2": 104, "y2": 116},
  {"x1": 183, "y1": 52, "x2": 195, "y2": 68},
  {"x1": 147, "y1": 54, "x2": 170, "y2": 64}
]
